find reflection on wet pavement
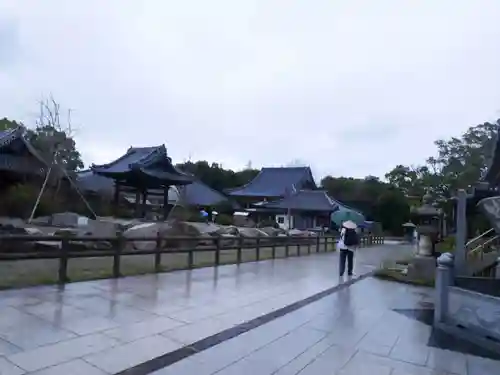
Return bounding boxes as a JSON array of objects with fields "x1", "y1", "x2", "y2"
[{"x1": 3, "y1": 244, "x2": 496, "y2": 374}]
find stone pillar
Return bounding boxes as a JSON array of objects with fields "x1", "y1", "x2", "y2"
[
  {"x1": 434, "y1": 252, "x2": 454, "y2": 325},
  {"x1": 418, "y1": 233, "x2": 433, "y2": 256},
  {"x1": 454, "y1": 189, "x2": 468, "y2": 274}
]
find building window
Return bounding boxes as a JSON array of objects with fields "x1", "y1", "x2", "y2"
[{"x1": 277, "y1": 217, "x2": 285, "y2": 224}]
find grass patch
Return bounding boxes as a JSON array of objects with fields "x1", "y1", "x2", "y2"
[
  {"x1": 374, "y1": 268, "x2": 434, "y2": 288},
  {"x1": 0, "y1": 243, "x2": 337, "y2": 290}
]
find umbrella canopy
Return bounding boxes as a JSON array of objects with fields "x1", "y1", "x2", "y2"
[
  {"x1": 330, "y1": 209, "x2": 365, "y2": 227},
  {"x1": 402, "y1": 222, "x2": 416, "y2": 228}
]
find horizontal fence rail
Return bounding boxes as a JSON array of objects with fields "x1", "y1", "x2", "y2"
[{"x1": 0, "y1": 234, "x2": 384, "y2": 284}]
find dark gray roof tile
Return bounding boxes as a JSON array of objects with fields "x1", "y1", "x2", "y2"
[
  {"x1": 259, "y1": 190, "x2": 338, "y2": 212},
  {"x1": 227, "y1": 167, "x2": 316, "y2": 197},
  {"x1": 91, "y1": 145, "x2": 192, "y2": 185}
]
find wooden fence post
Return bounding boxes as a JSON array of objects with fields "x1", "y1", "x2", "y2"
[
  {"x1": 113, "y1": 232, "x2": 124, "y2": 278},
  {"x1": 307, "y1": 238, "x2": 311, "y2": 254},
  {"x1": 324, "y1": 236, "x2": 328, "y2": 252},
  {"x1": 285, "y1": 235, "x2": 290, "y2": 257},
  {"x1": 256, "y1": 238, "x2": 260, "y2": 261},
  {"x1": 188, "y1": 248, "x2": 194, "y2": 269},
  {"x1": 271, "y1": 239, "x2": 276, "y2": 259},
  {"x1": 237, "y1": 237, "x2": 243, "y2": 264},
  {"x1": 297, "y1": 239, "x2": 301, "y2": 256},
  {"x1": 58, "y1": 236, "x2": 69, "y2": 284},
  {"x1": 154, "y1": 232, "x2": 162, "y2": 272},
  {"x1": 316, "y1": 235, "x2": 320, "y2": 252},
  {"x1": 215, "y1": 237, "x2": 221, "y2": 266}
]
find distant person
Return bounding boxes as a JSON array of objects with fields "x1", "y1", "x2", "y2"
[
  {"x1": 200, "y1": 209, "x2": 209, "y2": 223},
  {"x1": 337, "y1": 220, "x2": 360, "y2": 277}
]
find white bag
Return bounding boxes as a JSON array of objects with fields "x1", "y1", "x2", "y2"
[{"x1": 337, "y1": 229, "x2": 346, "y2": 250}]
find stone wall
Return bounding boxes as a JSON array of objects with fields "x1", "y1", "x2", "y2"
[
  {"x1": 448, "y1": 286, "x2": 500, "y2": 342},
  {"x1": 434, "y1": 253, "x2": 500, "y2": 351}
]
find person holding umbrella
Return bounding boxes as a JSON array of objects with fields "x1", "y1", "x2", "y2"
[{"x1": 337, "y1": 220, "x2": 360, "y2": 277}]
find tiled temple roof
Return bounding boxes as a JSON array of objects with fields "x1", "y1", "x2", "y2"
[
  {"x1": 227, "y1": 167, "x2": 316, "y2": 197},
  {"x1": 91, "y1": 145, "x2": 193, "y2": 188}
]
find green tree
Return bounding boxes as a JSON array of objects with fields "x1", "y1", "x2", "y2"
[
  {"x1": 373, "y1": 188, "x2": 411, "y2": 235},
  {"x1": 429, "y1": 121, "x2": 498, "y2": 196},
  {"x1": 28, "y1": 125, "x2": 84, "y2": 172},
  {"x1": 385, "y1": 121, "x2": 499, "y2": 203},
  {"x1": 176, "y1": 160, "x2": 259, "y2": 192},
  {"x1": 0, "y1": 117, "x2": 22, "y2": 131},
  {"x1": 320, "y1": 175, "x2": 410, "y2": 233},
  {"x1": 0, "y1": 99, "x2": 84, "y2": 172}
]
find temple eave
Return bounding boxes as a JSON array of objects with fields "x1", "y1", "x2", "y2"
[{"x1": 92, "y1": 169, "x2": 191, "y2": 189}]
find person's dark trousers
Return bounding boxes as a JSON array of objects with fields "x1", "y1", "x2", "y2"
[{"x1": 339, "y1": 249, "x2": 354, "y2": 276}]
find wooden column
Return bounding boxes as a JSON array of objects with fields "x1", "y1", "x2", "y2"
[
  {"x1": 141, "y1": 190, "x2": 148, "y2": 218},
  {"x1": 163, "y1": 186, "x2": 170, "y2": 220},
  {"x1": 134, "y1": 190, "x2": 141, "y2": 217},
  {"x1": 113, "y1": 182, "x2": 121, "y2": 211}
]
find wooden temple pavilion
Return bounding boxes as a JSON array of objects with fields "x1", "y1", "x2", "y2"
[{"x1": 90, "y1": 145, "x2": 193, "y2": 219}]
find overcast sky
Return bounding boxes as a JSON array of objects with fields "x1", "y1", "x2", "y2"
[{"x1": 1, "y1": 1, "x2": 500, "y2": 181}]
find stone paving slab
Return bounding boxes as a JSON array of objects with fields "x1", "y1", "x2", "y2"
[
  {"x1": 0, "y1": 244, "x2": 412, "y2": 374},
  {"x1": 152, "y1": 278, "x2": 500, "y2": 375}
]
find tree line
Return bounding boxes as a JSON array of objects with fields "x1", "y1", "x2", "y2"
[{"x1": 1, "y1": 101, "x2": 499, "y2": 234}]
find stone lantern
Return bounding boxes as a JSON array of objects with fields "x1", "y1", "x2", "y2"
[{"x1": 411, "y1": 193, "x2": 441, "y2": 257}]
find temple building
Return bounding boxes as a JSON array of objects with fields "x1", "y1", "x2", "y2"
[
  {"x1": 226, "y1": 167, "x2": 317, "y2": 207},
  {"x1": 252, "y1": 189, "x2": 339, "y2": 229},
  {"x1": 89, "y1": 145, "x2": 193, "y2": 218},
  {"x1": 78, "y1": 150, "x2": 237, "y2": 217},
  {"x1": 227, "y1": 166, "x2": 361, "y2": 230},
  {"x1": 0, "y1": 126, "x2": 49, "y2": 188},
  {"x1": 77, "y1": 171, "x2": 237, "y2": 211}
]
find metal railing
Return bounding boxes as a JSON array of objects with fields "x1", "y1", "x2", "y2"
[
  {"x1": 0, "y1": 234, "x2": 385, "y2": 284},
  {"x1": 465, "y1": 228, "x2": 495, "y2": 250},
  {"x1": 468, "y1": 235, "x2": 500, "y2": 258}
]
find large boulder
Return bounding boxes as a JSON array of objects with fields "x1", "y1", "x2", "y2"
[
  {"x1": 124, "y1": 222, "x2": 164, "y2": 251},
  {"x1": 124, "y1": 221, "x2": 207, "y2": 251},
  {"x1": 51, "y1": 212, "x2": 87, "y2": 227},
  {"x1": 288, "y1": 229, "x2": 314, "y2": 237},
  {"x1": 237, "y1": 227, "x2": 269, "y2": 244},
  {"x1": 218, "y1": 233, "x2": 238, "y2": 247},
  {"x1": 215, "y1": 225, "x2": 240, "y2": 236},
  {"x1": 259, "y1": 226, "x2": 285, "y2": 237}
]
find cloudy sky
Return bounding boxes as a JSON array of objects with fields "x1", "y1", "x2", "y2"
[{"x1": 1, "y1": 1, "x2": 500, "y2": 180}]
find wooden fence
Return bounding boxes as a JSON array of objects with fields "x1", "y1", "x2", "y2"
[{"x1": 0, "y1": 234, "x2": 384, "y2": 284}]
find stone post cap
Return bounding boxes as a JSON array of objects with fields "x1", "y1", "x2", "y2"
[{"x1": 437, "y1": 252, "x2": 454, "y2": 267}]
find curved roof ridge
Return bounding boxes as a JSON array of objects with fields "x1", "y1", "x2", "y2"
[
  {"x1": 91, "y1": 145, "x2": 164, "y2": 170},
  {"x1": 225, "y1": 168, "x2": 266, "y2": 193}
]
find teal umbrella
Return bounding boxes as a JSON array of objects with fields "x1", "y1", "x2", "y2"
[{"x1": 330, "y1": 209, "x2": 365, "y2": 227}]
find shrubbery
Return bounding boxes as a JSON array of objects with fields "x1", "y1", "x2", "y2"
[
  {"x1": 0, "y1": 184, "x2": 63, "y2": 218},
  {"x1": 214, "y1": 213, "x2": 233, "y2": 226},
  {"x1": 257, "y1": 219, "x2": 279, "y2": 228}
]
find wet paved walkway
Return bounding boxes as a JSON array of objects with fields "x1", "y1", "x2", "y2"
[{"x1": 0, "y1": 244, "x2": 498, "y2": 374}]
